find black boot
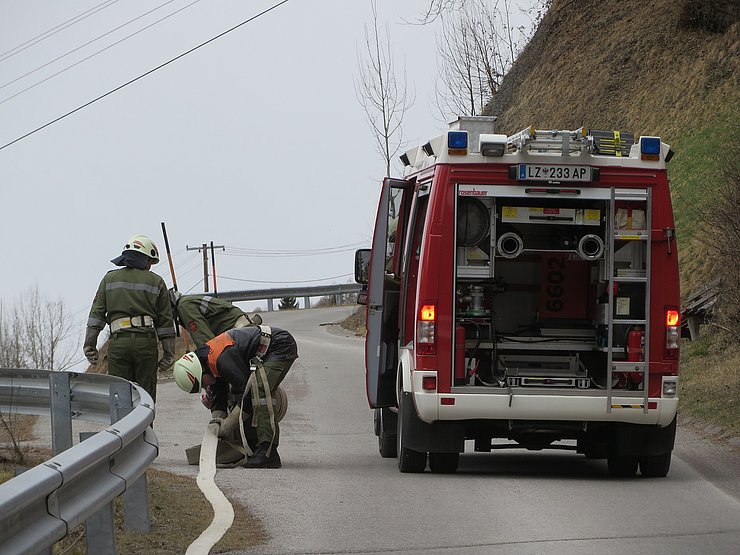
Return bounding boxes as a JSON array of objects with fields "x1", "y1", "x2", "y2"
[{"x1": 243, "y1": 443, "x2": 281, "y2": 468}]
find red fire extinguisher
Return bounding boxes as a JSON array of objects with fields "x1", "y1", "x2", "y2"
[
  {"x1": 626, "y1": 326, "x2": 645, "y2": 362},
  {"x1": 626, "y1": 326, "x2": 645, "y2": 385}
]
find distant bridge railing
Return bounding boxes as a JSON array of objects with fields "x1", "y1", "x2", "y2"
[
  {"x1": 0, "y1": 369, "x2": 157, "y2": 554},
  {"x1": 215, "y1": 283, "x2": 362, "y2": 311}
]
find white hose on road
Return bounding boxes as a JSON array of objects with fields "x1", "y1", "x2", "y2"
[{"x1": 186, "y1": 422, "x2": 235, "y2": 555}]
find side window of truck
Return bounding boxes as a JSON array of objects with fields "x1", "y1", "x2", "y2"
[{"x1": 385, "y1": 187, "x2": 412, "y2": 277}]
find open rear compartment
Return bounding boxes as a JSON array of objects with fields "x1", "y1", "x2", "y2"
[{"x1": 452, "y1": 184, "x2": 651, "y2": 402}]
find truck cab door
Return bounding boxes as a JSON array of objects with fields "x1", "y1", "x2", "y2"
[{"x1": 366, "y1": 177, "x2": 414, "y2": 408}]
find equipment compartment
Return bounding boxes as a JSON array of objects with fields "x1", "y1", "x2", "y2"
[{"x1": 453, "y1": 188, "x2": 648, "y2": 393}]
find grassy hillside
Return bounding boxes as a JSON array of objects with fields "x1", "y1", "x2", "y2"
[{"x1": 485, "y1": 0, "x2": 739, "y2": 433}]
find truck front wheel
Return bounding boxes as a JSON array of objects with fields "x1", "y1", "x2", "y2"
[
  {"x1": 397, "y1": 393, "x2": 427, "y2": 473},
  {"x1": 376, "y1": 408, "x2": 397, "y2": 458},
  {"x1": 639, "y1": 452, "x2": 672, "y2": 477}
]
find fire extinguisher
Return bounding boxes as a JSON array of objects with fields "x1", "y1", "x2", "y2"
[{"x1": 626, "y1": 326, "x2": 645, "y2": 386}]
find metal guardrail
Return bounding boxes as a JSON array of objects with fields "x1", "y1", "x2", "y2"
[
  {"x1": 216, "y1": 283, "x2": 362, "y2": 310},
  {"x1": 0, "y1": 368, "x2": 158, "y2": 554}
]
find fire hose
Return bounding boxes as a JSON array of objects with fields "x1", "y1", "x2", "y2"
[{"x1": 186, "y1": 420, "x2": 235, "y2": 555}]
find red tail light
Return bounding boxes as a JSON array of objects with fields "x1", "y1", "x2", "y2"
[
  {"x1": 666, "y1": 309, "x2": 679, "y2": 327},
  {"x1": 665, "y1": 306, "x2": 680, "y2": 360},
  {"x1": 417, "y1": 303, "x2": 436, "y2": 354}
]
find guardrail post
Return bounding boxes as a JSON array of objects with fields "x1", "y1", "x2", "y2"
[
  {"x1": 267, "y1": 298, "x2": 274, "y2": 311},
  {"x1": 304, "y1": 296, "x2": 311, "y2": 308},
  {"x1": 49, "y1": 372, "x2": 72, "y2": 455},
  {"x1": 81, "y1": 432, "x2": 117, "y2": 554},
  {"x1": 110, "y1": 382, "x2": 151, "y2": 533}
]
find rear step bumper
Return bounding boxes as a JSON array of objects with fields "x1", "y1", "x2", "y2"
[{"x1": 413, "y1": 390, "x2": 678, "y2": 427}]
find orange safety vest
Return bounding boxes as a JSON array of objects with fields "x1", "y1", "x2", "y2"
[{"x1": 205, "y1": 333, "x2": 235, "y2": 377}]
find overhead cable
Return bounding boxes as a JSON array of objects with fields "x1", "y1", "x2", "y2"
[
  {"x1": 0, "y1": 0, "x2": 192, "y2": 94},
  {"x1": 0, "y1": 0, "x2": 121, "y2": 62},
  {"x1": 0, "y1": 0, "x2": 291, "y2": 152}
]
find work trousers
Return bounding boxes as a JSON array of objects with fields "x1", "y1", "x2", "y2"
[
  {"x1": 252, "y1": 358, "x2": 295, "y2": 447},
  {"x1": 107, "y1": 331, "x2": 159, "y2": 402}
]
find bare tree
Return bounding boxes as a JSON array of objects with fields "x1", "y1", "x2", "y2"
[
  {"x1": 0, "y1": 287, "x2": 78, "y2": 371},
  {"x1": 433, "y1": 0, "x2": 523, "y2": 120},
  {"x1": 418, "y1": 0, "x2": 551, "y2": 25},
  {"x1": 0, "y1": 301, "x2": 27, "y2": 368},
  {"x1": 355, "y1": 0, "x2": 414, "y2": 178}
]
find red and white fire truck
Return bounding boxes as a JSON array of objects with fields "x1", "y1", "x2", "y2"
[{"x1": 355, "y1": 116, "x2": 680, "y2": 476}]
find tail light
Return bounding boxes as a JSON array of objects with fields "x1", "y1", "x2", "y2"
[
  {"x1": 417, "y1": 303, "x2": 436, "y2": 354},
  {"x1": 665, "y1": 307, "x2": 680, "y2": 359}
]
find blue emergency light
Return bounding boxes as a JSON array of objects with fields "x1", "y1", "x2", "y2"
[
  {"x1": 640, "y1": 137, "x2": 661, "y2": 156},
  {"x1": 448, "y1": 131, "x2": 468, "y2": 150}
]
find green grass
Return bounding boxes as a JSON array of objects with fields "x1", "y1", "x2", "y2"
[{"x1": 679, "y1": 331, "x2": 740, "y2": 433}]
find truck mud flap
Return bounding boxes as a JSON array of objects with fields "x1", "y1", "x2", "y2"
[
  {"x1": 610, "y1": 416, "x2": 677, "y2": 457},
  {"x1": 401, "y1": 392, "x2": 464, "y2": 453}
]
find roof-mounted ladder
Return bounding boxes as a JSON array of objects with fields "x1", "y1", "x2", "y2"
[{"x1": 507, "y1": 126, "x2": 590, "y2": 156}]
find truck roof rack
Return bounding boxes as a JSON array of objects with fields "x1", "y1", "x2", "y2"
[{"x1": 507, "y1": 126, "x2": 635, "y2": 157}]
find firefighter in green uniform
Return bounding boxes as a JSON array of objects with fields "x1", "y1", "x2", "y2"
[
  {"x1": 169, "y1": 290, "x2": 261, "y2": 347},
  {"x1": 83, "y1": 235, "x2": 176, "y2": 403},
  {"x1": 173, "y1": 326, "x2": 298, "y2": 468},
  {"x1": 170, "y1": 290, "x2": 269, "y2": 465}
]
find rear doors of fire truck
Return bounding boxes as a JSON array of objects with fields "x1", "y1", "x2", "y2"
[{"x1": 364, "y1": 178, "x2": 414, "y2": 410}]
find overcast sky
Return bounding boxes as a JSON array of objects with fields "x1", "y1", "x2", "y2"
[{"x1": 0, "y1": 0, "x2": 536, "y2": 369}]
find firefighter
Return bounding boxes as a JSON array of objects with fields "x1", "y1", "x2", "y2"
[
  {"x1": 84, "y1": 234, "x2": 176, "y2": 403},
  {"x1": 173, "y1": 325, "x2": 298, "y2": 468},
  {"x1": 169, "y1": 289, "x2": 261, "y2": 347}
]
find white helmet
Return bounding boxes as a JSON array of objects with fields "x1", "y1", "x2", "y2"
[
  {"x1": 124, "y1": 235, "x2": 160, "y2": 264},
  {"x1": 173, "y1": 352, "x2": 203, "y2": 394}
]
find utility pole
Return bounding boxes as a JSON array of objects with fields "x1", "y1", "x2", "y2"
[{"x1": 186, "y1": 243, "x2": 225, "y2": 293}]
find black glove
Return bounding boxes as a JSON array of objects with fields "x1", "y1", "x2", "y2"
[
  {"x1": 157, "y1": 336, "x2": 176, "y2": 371},
  {"x1": 83, "y1": 327, "x2": 100, "y2": 364}
]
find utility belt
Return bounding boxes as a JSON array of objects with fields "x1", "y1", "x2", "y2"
[{"x1": 110, "y1": 315, "x2": 154, "y2": 333}]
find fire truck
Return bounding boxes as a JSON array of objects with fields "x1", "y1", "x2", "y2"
[{"x1": 355, "y1": 116, "x2": 680, "y2": 476}]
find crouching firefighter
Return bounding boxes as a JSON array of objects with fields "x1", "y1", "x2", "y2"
[
  {"x1": 173, "y1": 325, "x2": 298, "y2": 468},
  {"x1": 169, "y1": 289, "x2": 262, "y2": 347}
]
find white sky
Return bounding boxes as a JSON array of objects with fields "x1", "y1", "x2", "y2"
[{"x1": 0, "y1": 0, "x2": 536, "y2": 369}]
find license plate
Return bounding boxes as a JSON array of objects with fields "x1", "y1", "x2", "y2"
[{"x1": 517, "y1": 164, "x2": 592, "y2": 182}]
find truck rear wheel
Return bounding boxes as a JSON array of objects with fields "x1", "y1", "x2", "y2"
[
  {"x1": 639, "y1": 452, "x2": 672, "y2": 477},
  {"x1": 429, "y1": 452, "x2": 459, "y2": 473},
  {"x1": 607, "y1": 454, "x2": 639, "y2": 477},
  {"x1": 397, "y1": 393, "x2": 427, "y2": 473}
]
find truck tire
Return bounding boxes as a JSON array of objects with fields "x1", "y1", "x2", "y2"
[
  {"x1": 607, "y1": 454, "x2": 639, "y2": 477},
  {"x1": 374, "y1": 408, "x2": 397, "y2": 458},
  {"x1": 397, "y1": 394, "x2": 427, "y2": 473},
  {"x1": 639, "y1": 452, "x2": 671, "y2": 477},
  {"x1": 429, "y1": 452, "x2": 459, "y2": 473}
]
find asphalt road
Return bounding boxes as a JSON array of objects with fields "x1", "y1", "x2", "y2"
[{"x1": 153, "y1": 306, "x2": 740, "y2": 555}]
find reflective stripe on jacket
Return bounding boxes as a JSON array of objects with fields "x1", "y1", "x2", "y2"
[{"x1": 87, "y1": 267, "x2": 175, "y2": 338}]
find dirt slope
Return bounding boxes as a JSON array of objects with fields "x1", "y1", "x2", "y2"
[{"x1": 487, "y1": 0, "x2": 738, "y2": 137}]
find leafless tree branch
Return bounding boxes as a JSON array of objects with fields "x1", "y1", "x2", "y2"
[{"x1": 355, "y1": 0, "x2": 415, "y2": 177}]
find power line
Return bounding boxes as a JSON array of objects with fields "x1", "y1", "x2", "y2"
[
  {"x1": 0, "y1": 0, "x2": 192, "y2": 94},
  {"x1": 0, "y1": 0, "x2": 121, "y2": 62},
  {"x1": 0, "y1": 0, "x2": 291, "y2": 152}
]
